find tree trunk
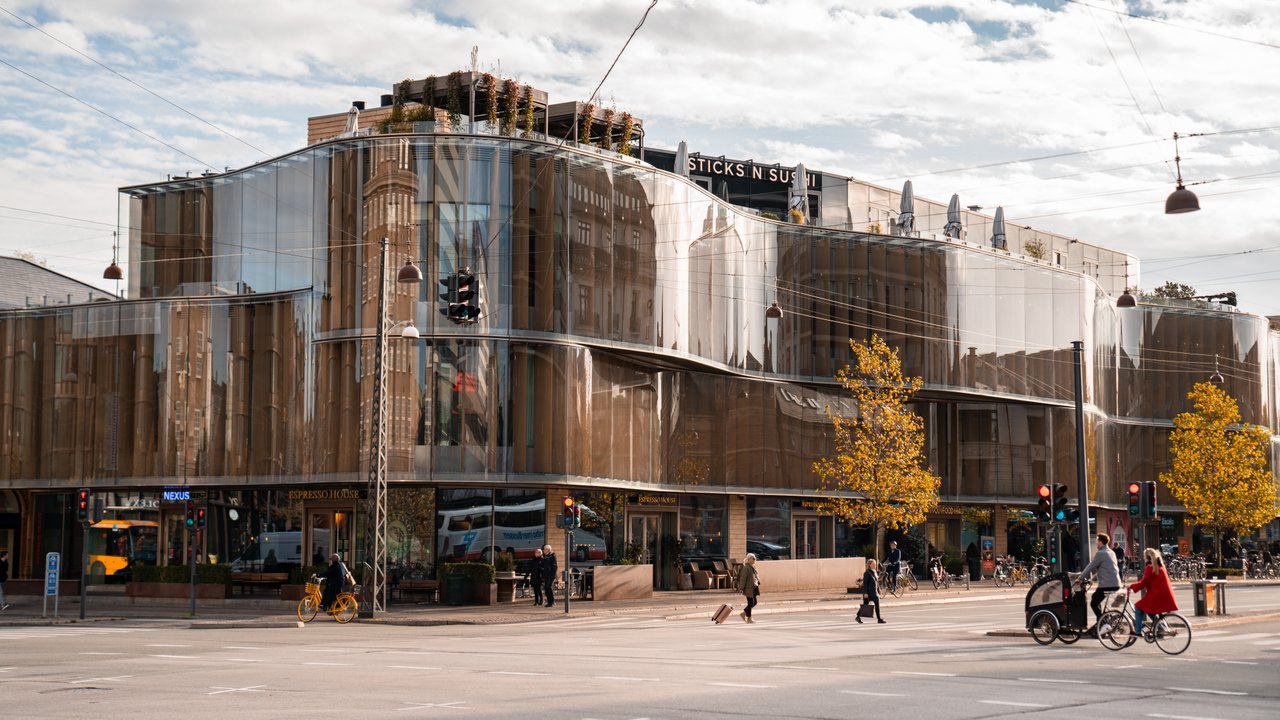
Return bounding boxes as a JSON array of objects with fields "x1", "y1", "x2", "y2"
[
  {"x1": 874, "y1": 523, "x2": 886, "y2": 564},
  {"x1": 1213, "y1": 525, "x2": 1223, "y2": 568}
]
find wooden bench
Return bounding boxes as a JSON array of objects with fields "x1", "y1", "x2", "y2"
[
  {"x1": 394, "y1": 578, "x2": 439, "y2": 603},
  {"x1": 229, "y1": 571, "x2": 289, "y2": 595}
]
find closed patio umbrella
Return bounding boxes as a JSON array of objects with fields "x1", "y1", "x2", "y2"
[
  {"x1": 991, "y1": 206, "x2": 1007, "y2": 250},
  {"x1": 897, "y1": 180, "x2": 915, "y2": 236},
  {"x1": 943, "y1": 193, "x2": 963, "y2": 239},
  {"x1": 675, "y1": 140, "x2": 689, "y2": 177},
  {"x1": 789, "y1": 163, "x2": 808, "y2": 222},
  {"x1": 343, "y1": 103, "x2": 360, "y2": 136}
]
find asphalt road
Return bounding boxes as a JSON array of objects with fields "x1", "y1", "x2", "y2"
[{"x1": 3, "y1": 588, "x2": 1278, "y2": 719}]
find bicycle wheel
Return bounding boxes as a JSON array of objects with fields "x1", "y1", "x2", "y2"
[
  {"x1": 1058, "y1": 630, "x2": 1081, "y2": 644},
  {"x1": 1152, "y1": 613, "x2": 1191, "y2": 655},
  {"x1": 931, "y1": 570, "x2": 944, "y2": 589},
  {"x1": 1028, "y1": 610, "x2": 1059, "y2": 645},
  {"x1": 297, "y1": 595, "x2": 319, "y2": 623},
  {"x1": 332, "y1": 594, "x2": 358, "y2": 624},
  {"x1": 1097, "y1": 611, "x2": 1136, "y2": 651},
  {"x1": 906, "y1": 574, "x2": 918, "y2": 592}
]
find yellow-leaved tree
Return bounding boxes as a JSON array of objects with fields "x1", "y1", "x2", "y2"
[
  {"x1": 1161, "y1": 381, "x2": 1277, "y2": 566},
  {"x1": 813, "y1": 334, "x2": 940, "y2": 561}
]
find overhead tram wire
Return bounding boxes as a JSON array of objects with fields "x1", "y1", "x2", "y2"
[
  {"x1": 0, "y1": 4, "x2": 270, "y2": 158},
  {"x1": 1062, "y1": 0, "x2": 1280, "y2": 51},
  {"x1": 1085, "y1": 1, "x2": 1165, "y2": 173},
  {"x1": 0, "y1": 57, "x2": 211, "y2": 169}
]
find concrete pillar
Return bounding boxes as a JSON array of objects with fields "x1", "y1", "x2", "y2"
[
  {"x1": 994, "y1": 505, "x2": 1008, "y2": 557},
  {"x1": 728, "y1": 495, "x2": 747, "y2": 561}
]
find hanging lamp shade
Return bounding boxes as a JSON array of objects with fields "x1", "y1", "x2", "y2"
[
  {"x1": 396, "y1": 257, "x2": 423, "y2": 283},
  {"x1": 400, "y1": 323, "x2": 421, "y2": 339},
  {"x1": 1164, "y1": 184, "x2": 1200, "y2": 214},
  {"x1": 1116, "y1": 290, "x2": 1137, "y2": 308},
  {"x1": 103, "y1": 261, "x2": 124, "y2": 280},
  {"x1": 765, "y1": 301, "x2": 783, "y2": 319}
]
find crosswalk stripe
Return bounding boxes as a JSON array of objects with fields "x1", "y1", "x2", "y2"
[{"x1": 1196, "y1": 632, "x2": 1271, "y2": 643}]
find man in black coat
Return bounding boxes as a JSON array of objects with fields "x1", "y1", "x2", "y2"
[
  {"x1": 540, "y1": 544, "x2": 557, "y2": 607},
  {"x1": 320, "y1": 553, "x2": 348, "y2": 612},
  {"x1": 529, "y1": 548, "x2": 544, "y2": 605}
]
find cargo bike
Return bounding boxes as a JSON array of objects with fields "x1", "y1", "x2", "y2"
[{"x1": 1024, "y1": 571, "x2": 1093, "y2": 644}]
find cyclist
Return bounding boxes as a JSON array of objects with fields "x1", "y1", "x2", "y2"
[
  {"x1": 884, "y1": 541, "x2": 903, "y2": 593},
  {"x1": 319, "y1": 553, "x2": 353, "y2": 614},
  {"x1": 1127, "y1": 547, "x2": 1177, "y2": 637},
  {"x1": 1076, "y1": 532, "x2": 1120, "y2": 632}
]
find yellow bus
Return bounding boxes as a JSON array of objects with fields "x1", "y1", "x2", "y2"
[{"x1": 87, "y1": 519, "x2": 159, "y2": 581}]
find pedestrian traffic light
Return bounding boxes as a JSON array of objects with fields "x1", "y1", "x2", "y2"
[
  {"x1": 76, "y1": 488, "x2": 91, "y2": 525},
  {"x1": 1127, "y1": 482, "x2": 1142, "y2": 517},
  {"x1": 1142, "y1": 480, "x2": 1157, "y2": 520},
  {"x1": 562, "y1": 495, "x2": 576, "y2": 528},
  {"x1": 1047, "y1": 531, "x2": 1060, "y2": 566},
  {"x1": 184, "y1": 499, "x2": 196, "y2": 529},
  {"x1": 1052, "y1": 483, "x2": 1069, "y2": 522},
  {"x1": 1036, "y1": 484, "x2": 1052, "y2": 522},
  {"x1": 195, "y1": 505, "x2": 207, "y2": 529}
]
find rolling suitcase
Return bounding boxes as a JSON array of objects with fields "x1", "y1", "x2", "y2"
[{"x1": 712, "y1": 604, "x2": 734, "y2": 624}]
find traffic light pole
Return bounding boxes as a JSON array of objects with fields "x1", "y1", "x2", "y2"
[
  {"x1": 564, "y1": 529, "x2": 572, "y2": 614},
  {"x1": 79, "y1": 519, "x2": 88, "y2": 620},
  {"x1": 189, "y1": 526, "x2": 197, "y2": 617},
  {"x1": 1071, "y1": 341, "x2": 1093, "y2": 570}
]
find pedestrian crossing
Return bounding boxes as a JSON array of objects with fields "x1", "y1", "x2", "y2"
[{"x1": 0, "y1": 625, "x2": 157, "y2": 641}]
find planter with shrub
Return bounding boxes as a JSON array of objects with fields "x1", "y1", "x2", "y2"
[{"x1": 440, "y1": 562, "x2": 497, "y2": 605}]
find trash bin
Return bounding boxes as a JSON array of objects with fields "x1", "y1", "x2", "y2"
[
  {"x1": 1192, "y1": 580, "x2": 1227, "y2": 616},
  {"x1": 444, "y1": 573, "x2": 465, "y2": 606}
]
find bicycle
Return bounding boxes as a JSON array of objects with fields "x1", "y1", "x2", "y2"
[
  {"x1": 1095, "y1": 590, "x2": 1192, "y2": 655},
  {"x1": 993, "y1": 556, "x2": 1020, "y2": 587},
  {"x1": 929, "y1": 555, "x2": 948, "y2": 589},
  {"x1": 880, "y1": 561, "x2": 917, "y2": 597},
  {"x1": 298, "y1": 575, "x2": 360, "y2": 624},
  {"x1": 1027, "y1": 556, "x2": 1048, "y2": 584}
]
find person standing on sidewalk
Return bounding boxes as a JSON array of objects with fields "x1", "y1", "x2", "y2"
[
  {"x1": 1077, "y1": 532, "x2": 1120, "y2": 631},
  {"x1": 0, "y1": 549, "x2": 9, "y2": 610},
  {"x1": 736, "y1": 553, "x2": 760, "y2": 623},
  {"x1": 859, "y1": 559, "x2": 885, "y2": 624},
  {"x1": 540, "y1": 544, "x2": 556, "y2": 607},
  {"x1": 529, "y1": 548, "x2": 544, "y2": 606}
]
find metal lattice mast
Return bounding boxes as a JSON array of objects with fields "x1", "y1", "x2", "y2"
[{"x1": 364, "y1": 237, "x2": 390, "y2": 614}]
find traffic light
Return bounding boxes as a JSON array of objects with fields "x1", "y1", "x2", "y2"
[
  {"x1": 562, "y1": 495, "x2": 576, "y2": 528},
  {"x1": 1127, "y1": 482, "x2": 1142, "y2": 517},
  {"x1": 1142, "y1": 481, "x2": 1157, "y2": 520},
  {"x1": 184, "y1": 499, "x2": 196, "y2": 529},
  {"x1": 1052, "y1": 483, "x2": 1069, "y2": 522},
  {"x1": 195, "y1": 505, "x2": 207, "y2": 529},
  {"x1": 76, "y1": 488, "x2": 91, "y2": 525},
  {"x1": 572, "y1": 501, "x2": 582, "y2": 529},
  {"x1": 439, "y1": 272, "x2": 480, "y2": 325},
  {"x1": 1036, "y1": 484, "x2": 1052, "y2": 522},
  {"x1": 1047, "y1": 530, "x2": 1060, "y2": 566}
]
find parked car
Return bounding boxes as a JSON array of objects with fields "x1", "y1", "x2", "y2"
[{"x1": 747, "y1": 539, "x2": 786, "y2": 560}]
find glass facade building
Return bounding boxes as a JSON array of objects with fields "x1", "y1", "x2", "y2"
[{"x1": 1, "y1": 107, "x2": 1277, "y2": 584}]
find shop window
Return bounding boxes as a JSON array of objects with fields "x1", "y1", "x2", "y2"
[{"x1": 678, "y1": 495, "x2": 725, "y2": 558}]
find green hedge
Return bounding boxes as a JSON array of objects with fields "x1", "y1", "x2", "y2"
[
  {"x1": 133, "y1": 564, "x2": 230, "y2": 584},
  {"x1": 1205, "y1": 567, "x2": 1243, "y2": 577},
  {"x1": 440, "y1": 561, "x2": 495, "y2": 584}
]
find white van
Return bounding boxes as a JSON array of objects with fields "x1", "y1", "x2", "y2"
[{"x1": 230, "y1": 530, "x2": 324, "y2": 571}]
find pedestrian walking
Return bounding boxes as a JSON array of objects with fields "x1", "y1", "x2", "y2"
[
  {"x1": 736, "y1": 553, "x2": 760, "y2": 623},
  {"x1": 529, "y1": 548, "x2": 544, "y2": 605},
  {"x1": 858, "y1": 559, "x2": 885, "y2": 623},
  {"x1": 1114, "y1": 542, "x2": 1126, "y2": 581},
  {"x1": 0, "y1": 549, "x2": 9, "y2": 610},
  {"x1": 540, "y1": 544, "x2": 556, "y2": 607}
]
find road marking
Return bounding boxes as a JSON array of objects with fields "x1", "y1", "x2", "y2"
[
  {"x1": 149, "y1": 654, "x2": 195, "y2": 659},
  {"x1": 1148, "y1": 714, "x2": 1232, "y2": 720},
  {"x1": 222, "y1": 646, "x2": 263, "y2": 650},
  {"x1": 840, "y1": 690, "x2": 905, "y2": 697},
  {"x1": 892, "y1": 671, "x2": 957, "y2": 677},
  {"x1": 1019, "y1": 678, "x2": 1086, "y2": 684},
  {"x1": 707, "y1": 682, "x2": 775, "y2": 689},
  {"x1": 1221, "y1": 660, "x2": 1257, "y2": 665},
  {"x1": 145, "y1": 643, "x2": 190, "y2": 647},
  {"x1": 487, "y1": 671, "x2": 548, "y2": 676},
  {"x1": 398, "y1": 701, "x2": 467, "y2": 711},
  {"x1": 389, "y1": 666, "x2": 440, "y2": 671},
  {"x1": 208, "y1": 685, "x2": 266, "y2": 696},
  {"x1": 0, "y1": 667, "x2": 13, "y2": 672},
  {"x1": 1196, "y1": 632, "x2": 1271, "y2": 643},
  {"x1": 981, "y1": 701, "x2": 1050, "y2": 708},
  {"x1": 80, "y1": 652, "x2": 124, "y2": 656},
  {"x1": 303, "y1": 662, "x2": 351, "y2": 666},
  {"x1": 1164, "y1": 687, "x2": 1248, "y2": 696},
  {"x1": 768, "y1": 665, "x2": 838, "y2": 671},
  {"x1": 225, "y1": 659, "x2": 262, "y2": 663},
  {"x1": 69, "y1": 675, "x2": 132, "y2": 684},
  {"x1": 596, "y1": 676, "x2": 661, "y2": 682},
  {"x1": 1114, "y1": 664, "x2": 1144, "y2": 669}
]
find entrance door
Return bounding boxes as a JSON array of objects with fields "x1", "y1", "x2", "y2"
[
  {"x1": 307, "y1": 509, "x2": 355, "y2": 567},
  {"x1": 793, "y1": 517, "x2": 819, "y2": 560},
  {"x1": 629, "y1": 512, "x2": 671, "y2": 589},
  {"x1": 162, "y1": 509, "x2": 192, "y2": 567}
]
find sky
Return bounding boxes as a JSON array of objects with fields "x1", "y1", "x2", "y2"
[{"x1": 1, "y1": 0, "x2": 1277, "y2": 314}]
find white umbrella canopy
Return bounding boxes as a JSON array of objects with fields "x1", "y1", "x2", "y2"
[
  {"x1": 943, "y1": 193, "x2": 963, "y2": 239},
  {"x1": 343, "y1": 103, "x2": 360, "y2": 136},
  {"x1": 897, "y1": 180, "x2": 915, "y2": 236},
  {"x1": 675, "y1": 141, "x2": 689, "y2": 177},
  {"x1": 991, "y1": 206, "x2": 1007, "y2": 250}
]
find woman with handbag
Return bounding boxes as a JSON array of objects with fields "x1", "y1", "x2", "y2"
[
  {"x1": 859, "y1": 559, "x2": 886, "y2": 624},
  {"x1": 736, "y1": 553, "x2": 760, "y2": 623}
]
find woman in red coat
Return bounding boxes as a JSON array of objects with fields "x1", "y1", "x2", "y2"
[{"x1": 1128, "y1": 547, "x2": 1178, "y2": 636}]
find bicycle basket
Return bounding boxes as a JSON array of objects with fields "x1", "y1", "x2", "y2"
[{"x1": 304, "y1": 581, "x2": 320, "y2": 595}]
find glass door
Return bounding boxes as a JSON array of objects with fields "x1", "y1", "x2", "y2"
[
  {"x1": 629, "y1": 513, "x2": 664, "y2": 589},
  {"x1": 162, "y1": 509, "x2": 191, "y2": 567},
  {"x1": 793, "y1": 517, "x2": 819, "y2": 560},
  {"x1": 307, "y1": 509, "x2": 355, "y2": 568}
]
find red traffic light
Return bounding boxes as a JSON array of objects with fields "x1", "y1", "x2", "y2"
[
  {"x1": 1038, "y1": 485, "x2": 1052, "y2": 498},
  {"x1": 1127, "y1": 482, "x2": 1141, "y2": 495},
  {"x1": 562, "y1": 496, "x2": 575, "y2": 509}
]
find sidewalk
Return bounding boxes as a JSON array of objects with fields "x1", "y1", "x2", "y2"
[{"x1": 3, "y1": 578, "x2": 1275, "y2": 632}]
